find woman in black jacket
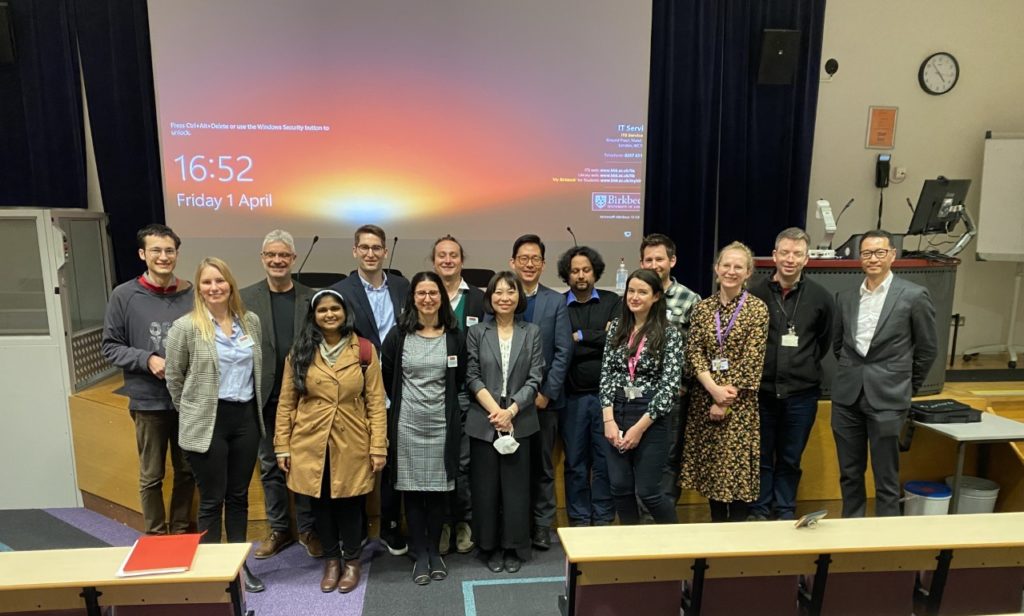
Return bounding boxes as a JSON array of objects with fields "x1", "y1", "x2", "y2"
[{"x1": 380, "y1": 271, "x2": 466, "y2": 585}]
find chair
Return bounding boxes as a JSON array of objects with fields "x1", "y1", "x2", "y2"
[
  {"x1": 684, "y1": 576, "x2": 800, "y2": 615},
  {"x1": 801, "y1": 571, "x2": 916, "y2": 616},
  {"x1": 291, "y1": 272, "x2": 346, "y2": 289},
  {"x1": 462, "y1": 268, "x2": 496, "y2": 288}
]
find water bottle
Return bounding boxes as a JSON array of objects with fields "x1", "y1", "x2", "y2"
[{"x1": 615, "y1": 258, "x2": 628, "y2": 295}]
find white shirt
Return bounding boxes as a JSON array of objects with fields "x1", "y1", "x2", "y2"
[{"x1": 855, "y1": 271, "x2": 894, "y2": 356}]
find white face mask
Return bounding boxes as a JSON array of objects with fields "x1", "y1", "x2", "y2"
[{"x1": 493, "y1": 429, "x2": 519, "y2": 455}]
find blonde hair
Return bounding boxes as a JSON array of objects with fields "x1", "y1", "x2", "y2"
[
  {"x1": 190, "y1": 257, "x2": 249, "y2": 342},
  {"x1": 714, "y1": 241, "x2": 755, "y2": 280}
]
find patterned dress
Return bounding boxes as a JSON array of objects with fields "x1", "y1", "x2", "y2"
[
  {"x1": 395, "y1": 333, "x2": 453, "y2": 491},
  {"x1": 599, "y1": 318, "x2": 684, "y2": 419},
  {"x1": 681, "y1": 291, "x2": 769, "y2": 502}
]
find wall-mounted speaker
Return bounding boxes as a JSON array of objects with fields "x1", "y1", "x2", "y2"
[{"x1": 757, "y1": 29, "x2": 800, "y2": 85}]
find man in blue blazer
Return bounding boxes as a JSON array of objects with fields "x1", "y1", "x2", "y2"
[
  {"x1": 509, "y1": 234, "x2": 573, "y2": 549},
  {"x1": 329, "y1": 224, "x2": 410, "y2": 555},
  {"x1": 832, "y1": 229, "x2": 937, "y2": 518}
]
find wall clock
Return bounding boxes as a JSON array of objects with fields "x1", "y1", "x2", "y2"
[{"x1": 919, "y1": 52, "x2": 959, "y2": 95}]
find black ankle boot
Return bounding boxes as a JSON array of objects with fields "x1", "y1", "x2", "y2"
[{"x1": 243, "y1": 562, "x2": 266, "y2": 593}]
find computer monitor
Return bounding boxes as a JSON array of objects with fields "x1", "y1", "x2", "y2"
[{"x1": 906, "y1": 178, "x2": 971, "y2": 236}]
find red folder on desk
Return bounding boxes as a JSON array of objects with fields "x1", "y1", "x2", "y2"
[{"x1": 117, "y1": 533, "x2": 203, "y2": 577}]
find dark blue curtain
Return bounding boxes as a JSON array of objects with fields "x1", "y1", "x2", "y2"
[
  {"x1": 645, "y1": 0, "x2": 826, "y2": 295},
  {"x1": 0, "y1": 0, "x2": 86, "y2": 207}
]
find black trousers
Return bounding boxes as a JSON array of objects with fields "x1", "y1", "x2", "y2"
[
  {"x1": 470, "y1": 435, "x2": 532, "y2": 559},
  {"x1": 257, "y1": 399, "x2": 315, "y2": 533},
  {"x1": 310, "y1": 450, "x2": 366, "y2": 560},
  {"x1": 832, "y1": 391, "x2": 907, "y2": 518},
  {"x1": 185, "y1": 399, "x2": 260, "y2": 544},
  {"x1": 403, "y1": 490, "x2": 448, "y2": 561}
]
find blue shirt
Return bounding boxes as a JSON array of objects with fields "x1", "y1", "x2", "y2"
[
  {"x1": 358, "y1": 271, "x2": 397, "y2": 343},
  {"x1": 212, "y1": 315, "x2": 255, "y2": 402}
]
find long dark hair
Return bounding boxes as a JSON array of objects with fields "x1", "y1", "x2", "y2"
[
  {"x1": 397, "y1": 271, "x2": 457, "y2": 334},
  {"x1": 290, "y1": 290, "x2": 354, "y2": 396},
  {"x1": 609, "y1": 268, "x2": 669, "y2": 359}
]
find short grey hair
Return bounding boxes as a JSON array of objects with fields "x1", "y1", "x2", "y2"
[
  {"x1": 774, "y1": 227, "x2": 810, "y2": 249},
  {"x1": 262, "y1": 229, "x2": 296, "y2": 253}
]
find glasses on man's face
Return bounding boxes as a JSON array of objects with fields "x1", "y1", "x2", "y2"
[
  {"x1": 146, "y1": 248, "x2": 177, "y2": 257},
  {"x1": 514, "y1": 255, "x2": 544, "y2": 266},
  {"x1": 356, "y1": 244, "x2": 385, "y2": 255},
  {"x1": 859, "y1": 248, "x2": 891, "y2": 260},
  {"x1": 415, "y1": 290, "x2": 441, "y2": 299},
  {"x1": 261, "y1": 251, "x2": 294, "y2": 260}
]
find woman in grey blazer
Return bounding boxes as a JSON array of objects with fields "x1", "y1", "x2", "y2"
[
  {"x1": 465, "y1": 271, "x2": 544, "y2": 574},
  {"x1": 165, "y1": 257, "x2": 265, "y2": 593}
]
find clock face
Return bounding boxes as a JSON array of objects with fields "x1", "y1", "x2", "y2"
[{"x1": 919, "y1": 52, "x2": 959, "y2": 95}]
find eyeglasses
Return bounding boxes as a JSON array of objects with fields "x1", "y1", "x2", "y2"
[
  {"x1": 415, "y1": 290, "x2": 441, "y2": 299},
  {"x1": 859, "y1": 249, "x2": 892, "y2": 259},
  {"x1": 146, "y1": 248, "x2": 177, "y2": 257},
  {"x1": 356, "y1": 244, "x2": 385, "y2": 255},
  {"x1": 514, "y1": 255, "x2": 544, "y2": 266},
  {"x1": 261, "y1": 251, "x2": 294, "y2": 260}
]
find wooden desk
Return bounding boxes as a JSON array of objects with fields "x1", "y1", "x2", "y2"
[
  {"x1": 915, "y1": 412, "x2": 1024, "y2": 513},
  {"x1": 0, "y1": 543, "x2": 249, "y2": 616},
  {"x1": 558, "y1": 513, "x2": 1024, "y2": 616}
]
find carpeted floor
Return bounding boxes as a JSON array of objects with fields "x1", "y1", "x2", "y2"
[{"x1": 0, "y1": 508, "x2": 566, "y2": 615}]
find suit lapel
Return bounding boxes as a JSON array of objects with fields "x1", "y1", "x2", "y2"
[
  {"x1": 347, "y1": 276, "x2": 379, "y2": 346},
  {"x1": 507, "y1": 322, "x2": 526, "y2": 371},
  {"x1": 533, "y1": 286, "x2": 550, "y2": 323},
  {"x1": 483, "y1": 322, "x2": 502, "y2": 367},
  {"x1": 871, "y1": 278, "x2": 905, "y2": 342}
]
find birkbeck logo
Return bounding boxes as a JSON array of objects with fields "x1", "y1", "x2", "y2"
[{"x1": 592, "y1": 192, "x2": 641, "y2": 211}]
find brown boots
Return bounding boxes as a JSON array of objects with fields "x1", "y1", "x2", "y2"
[
  {"x1": 337, "y1": 559, "x2": 361, "y2": 593},
  {"x1": 320, "y1": 557, "x2": 361, "y2": 593},
  {"x1": 320, "y1": 558, "x2": 341, "y2": 592}
]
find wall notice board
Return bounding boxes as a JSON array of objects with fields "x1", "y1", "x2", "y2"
[{"x1": 977, "y1": 133, "x2": 1024, "y2": 262}]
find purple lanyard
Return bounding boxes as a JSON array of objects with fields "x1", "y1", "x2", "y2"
[{"x1": 714, "y1": 291, "x2": 748, "y2": 351}]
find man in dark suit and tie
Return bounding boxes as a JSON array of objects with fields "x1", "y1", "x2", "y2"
[
  {"x1": 832, "y1": 229, "x2": 937, "y2": 517},
  {"x1": 241, "y1": 230, "x2": 320, "y2": 560},
  {"x1": 329, "y1": 224, "x2": 410, "y2": 554},
  {"x1": 509, "y1": 234, "x2": 572, "y2": 549}
]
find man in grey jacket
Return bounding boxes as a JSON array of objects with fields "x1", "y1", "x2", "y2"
[
  {"x1": 101, "y1": 224, "x2": 195, "y2": 535},
  {"x1": 240, "y1": 230, "x2": 321, "y2": 559},
  {"x1": 832, "y1": 229, "x2": 937, "y2": 517}
]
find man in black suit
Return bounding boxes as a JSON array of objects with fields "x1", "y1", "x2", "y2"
[
  {"x1": 509, "y1": 234, "x2": 572, "y2": 550},
  {"x1": 240, "y1": 229, "x2": 320, "y2": 560},
  {"x1": 329, "y1": 224, "x2": 410, "y2": 554},
  {"x1": 432, "y1": 235, "x2": 485, "y2": 555},
  {"x1": 832, "y1": 229, "x2": 937, "y2": 517}
]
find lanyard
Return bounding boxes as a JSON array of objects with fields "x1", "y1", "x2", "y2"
[
  {"x1": 627, "y1": 332, "x2": 646, "y2": 382},
  {"x1": 772, "y1": 283, "x2": 803, "y2": 331},
  {"x1": 714, "y1": 290, "x2": 748, "y2": 351}
]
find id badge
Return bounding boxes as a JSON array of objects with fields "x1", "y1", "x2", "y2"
[
  {"x1": 447, "y1": 355, "x2": 459, "y2": 368},
  {"x1": 466, "y1": 316, "x2": 479, "y2": 327},
  {"x1": 237, "y1": 334, "x2": 255, "y2": 349},
  {"x1": 781, "y1": 333, "x2": 799, "y2": 347},
  {"x1": 711, "y1": 357, "x2": 729, "y2": 372},
  {"x1": 624, "y1": 385, "x2": 642, "y2": 400}
]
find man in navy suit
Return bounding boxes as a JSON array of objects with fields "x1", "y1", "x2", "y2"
[
  {"x1": 509, "y1": 234, "x2": 572, "y2": 550},
  {"x1": 329, "y1": 224, "x2": 410, "y2": 554}
]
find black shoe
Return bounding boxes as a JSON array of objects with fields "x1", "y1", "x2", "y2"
[
  {"x1": 483, "y1": 550, "x2": 504, "y2": 573},
  {"x1": 242, "y1": 563, "x2": 265, "y2": 593},
  {"x1": 412, "y1": 559, "x2": 431, "y2": 585},
  {"x1": 746, "y1": 513, "x2": 768, "y2": 522},
  {"x1": 380, "y1": 524, "x2": 409, "y2": 556},
  {"x1": 504, "y1": 551, "x2": 522, "y2": 574},
  {"x1": 429, "y1": 554, "x2": 448, "y2": 580},
  {"x1": 531, "y1": 526, "x2": 551, "y2": 550}
]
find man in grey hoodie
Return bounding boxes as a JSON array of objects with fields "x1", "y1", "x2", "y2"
[{"x1": 102, "y1": 224, "x2": 195, "y2": 534}]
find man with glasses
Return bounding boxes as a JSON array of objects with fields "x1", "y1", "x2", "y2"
[
  {"x1": 240, "y1": 230, "x2": 321, "y2": 559},
  {"x1": 330, "y1": 224, "x2": 410, "y2": 555},
  {"x1": 508, "y1": 234, "x2": 572, "y2": 550},
  {"x1": 832, "y1": 229, "x2": 937, "y2": 517},
  {"x1": 748, "y1": 228, "x2": 834, "y2": 521},
  {"x1": 102, "y1": 224, "x2": 195, "y2": 535}
]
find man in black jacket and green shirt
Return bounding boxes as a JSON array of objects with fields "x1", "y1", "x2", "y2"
[{"x1": 748, "y1": 227, "x2": 834, "y2": 520}]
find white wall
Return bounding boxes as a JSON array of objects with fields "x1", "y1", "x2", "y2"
[{"x1": 808, "y1": 0, "x2": 1024, "y2": 353}]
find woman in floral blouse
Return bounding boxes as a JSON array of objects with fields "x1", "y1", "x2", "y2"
[
  {"x1": 599, "y1": 268, "x2": 684, "y2": 524},
  {"x1": 681, "y1": 241, "x2": 768, "y2": 522}
]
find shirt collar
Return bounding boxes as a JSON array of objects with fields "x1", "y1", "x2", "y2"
[
  {"x1": 565, "y1": 288, "x2": 600, "y2": 305},
  {"x1": 860, "y1": 271, "x2": 894, "y2": 296},
  {"x1": 457, "y1": 278, "x2": 470, "y2": 291},
  {"x1": 358, "y1": 270, "x2": 388, "y2": 291},
  {"x1": 769, "y1": 271, "x2": 803, "y2": 292}
]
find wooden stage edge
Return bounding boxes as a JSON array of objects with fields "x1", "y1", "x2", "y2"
[{"x1": 70, "y1": 375, "x2": 1024, "y2": 534}]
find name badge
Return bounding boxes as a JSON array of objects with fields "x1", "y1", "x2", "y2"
[
  {"x1": 237, "y1": 334, "x2": 255, "y2": 349},
  {"x1": 466, "y1": 316, "x2": 479, "y2": 327},
  {"x1": 711, "y1": 357, "x2": 729, "y2": 372},
  {"x1": 624, "y1": 385, "x2": 643, "y2": 400},
  {"x1": 447, "y1": 355, "x2": 459, "y2": 368},
  {"x1": 781, "y1": 333, "x2": 799, "y2": 347}
]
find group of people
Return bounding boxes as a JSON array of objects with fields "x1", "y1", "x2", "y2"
[{"x1": 101, "y1": 221, "x2": 937, "y2": 594}]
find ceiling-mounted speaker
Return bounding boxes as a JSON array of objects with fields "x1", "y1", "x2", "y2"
[{"x1": 757, "y1": 29, "x2": 800, "y2": 85}]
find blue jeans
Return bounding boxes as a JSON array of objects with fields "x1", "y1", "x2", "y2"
[
  {"x1": 606, "y1": 398, "x2": 677, "y2": 525},
  {"x1": 752, "y1": 388, "x2": 819, "y2": 519},
  {"x1": 558, "y1": 393, "x2": 614, "y2": 525}
]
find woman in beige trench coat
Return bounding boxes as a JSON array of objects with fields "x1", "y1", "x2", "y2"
[{"x1": 275, "y1": 289, "x2": 387, "y2": 594}]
